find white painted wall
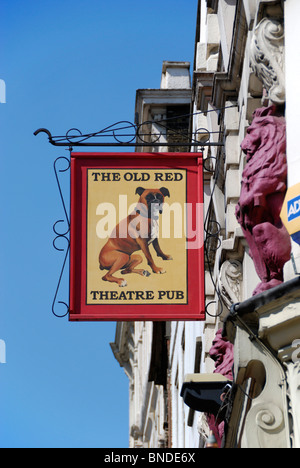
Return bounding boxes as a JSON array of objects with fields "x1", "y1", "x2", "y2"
[{"x1": 169, "y1": 321, "x2": 205, "y2": 448}]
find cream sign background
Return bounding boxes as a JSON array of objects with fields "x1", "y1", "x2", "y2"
[{"x1": 86, "y1": 168, "x2": 188, "y2": 305}]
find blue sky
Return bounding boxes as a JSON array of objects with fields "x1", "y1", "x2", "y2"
[{"x1": 0, "y1": 0, "x2": 197, "y2": 448}]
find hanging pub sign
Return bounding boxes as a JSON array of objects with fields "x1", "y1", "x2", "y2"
[{"x1": 69, "y1": 152, "x2": 205, "y2": 321}]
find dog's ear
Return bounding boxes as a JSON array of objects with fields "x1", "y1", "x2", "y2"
[
  {"x1": 160, "y1": 187, "x2": 170, "y2": 198},
  {"x1": 135, "y1": 187, "x2": 145, "y2": 196}
]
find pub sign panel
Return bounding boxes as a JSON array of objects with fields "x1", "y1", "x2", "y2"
[{"x1": 69, "y1": 153, "x2": 205, "y2": 321}]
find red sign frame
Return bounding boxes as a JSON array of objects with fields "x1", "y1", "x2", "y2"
[{"x1": 69, "y1": 152, "x2": 205, "y2": 321}]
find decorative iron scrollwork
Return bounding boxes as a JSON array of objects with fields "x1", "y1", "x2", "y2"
[
  {"x1": 34, "y1": 122, "x2": 222, "y2": 148},
  {"x1": 52, "y1": 156, "x2": 70, "y2": 318},
  {"x1": 35, "y1": 108, "x2": 236, "y2": 318},
  {"x1": 204, "y1": 218, "x2": 224, "y2": 318},
  {"x1": 203, "y1": 151, "x2": 225, "y2": 318}
]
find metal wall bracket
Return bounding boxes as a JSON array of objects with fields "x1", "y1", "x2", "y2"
[
  {"x1": 36, "y1": 115, "x2": 226, "y2": 318},
  {"x1": 34, "y1": 123, "x2": 224, "y2": 149},
  {"x1": 52, "y1": 156, "x2": 70, "y2": 318}
]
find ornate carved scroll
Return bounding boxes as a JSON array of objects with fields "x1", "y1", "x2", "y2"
[
  {"x1": 250, "y1": 18, "x2": 285, "y2": 105},
  {"x1": 285, "y1": 361, "x2": 300, "y2": 448},
  {"x1": 219, "y1": 260, "x2": 243, "y2": 309}
]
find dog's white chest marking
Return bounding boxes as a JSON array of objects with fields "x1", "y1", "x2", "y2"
[{"x1": 148, "y1": 218, "x2": 159, "y2": 245}]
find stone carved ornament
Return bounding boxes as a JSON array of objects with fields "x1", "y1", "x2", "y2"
[
  {"x1": 285, "y1": 361, "x2": 300, "y2": 448},
  {"x1": 245, "y1": 402, "x2": 286, "y2": 448},
  {"x1": 250, "y1": 17, "x2": 285, "y2": 105},
  {"x1": 236, "y1": 105, "x2": 291, "y2": 296},
  {"x1": 218, "y1": 260, "x2": 243, "y2": 309}
]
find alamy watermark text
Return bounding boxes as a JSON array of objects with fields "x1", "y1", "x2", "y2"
[{"x1": 95, "y1": 195, "x2": 204, "y2": 250}]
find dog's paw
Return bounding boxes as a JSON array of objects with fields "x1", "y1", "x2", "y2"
[
  {"x1": 153, "y1": 268, "x2": 166, "y2": 274},
  {"x1": 163, "y1": 255, "x2": 173, "y2": 261},
  {"x1": 119, "y1": 280, "x2": 127, "y2": 287},
  {"x1": 143, "y1": 270, "x2": 151, "y2": 277}
]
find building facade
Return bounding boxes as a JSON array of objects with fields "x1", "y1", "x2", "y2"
[{"x1": 111, "y1": 0, "x2": 300, "y2": 448}]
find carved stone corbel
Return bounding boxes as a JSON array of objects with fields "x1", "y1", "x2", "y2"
[
  {"x1": 245, "y1": 402, "x2": 286, "y2": 447},
  {"x1": 230, "y1": 327, "x2": 291, "y2": 448},
  {"x1": 218, "y1": 260, "x2": 243, "y2": 309},
  {"x1": 250, "y1": 17, "x2": 285, "y2": 105}
]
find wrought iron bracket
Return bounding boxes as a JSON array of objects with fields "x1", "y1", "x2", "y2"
[
  {"x1": 34, "y1": 124, "x2": 224, "y2": 148},
  {"x1": 52, "y1": 156, "x2": 70, "y2": 318},
  {"x1": 36, "y1": 117, "x2": 225, "y2": 318}
]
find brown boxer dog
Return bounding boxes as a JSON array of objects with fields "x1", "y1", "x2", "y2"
[{"x1": 99, "y1": 187, "x2": 172, "y2": 287}]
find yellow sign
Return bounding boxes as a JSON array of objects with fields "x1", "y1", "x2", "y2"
[
  {"x1": 280, "y1": 183, "x2": 300, "y2": 239},
  {"x1": 69, "y1": 152, "x2": 206, "y2": 322}
]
